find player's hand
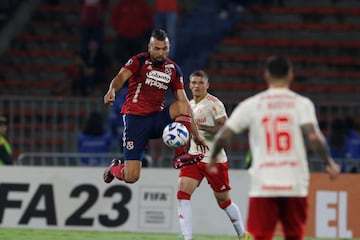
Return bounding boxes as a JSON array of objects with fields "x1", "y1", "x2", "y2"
[
  {"x1": 104, "y1": 89, "x2": 115, "y2": 105},
  {"x1": 326, "y1": 160, "x2": 340, "y2": 181},
  {"x1": 193, "y1": 135, "x2": 209, "y2": 153},
  {"x1": 206, "y1": 158, "x2": 218, "y2": 174}
]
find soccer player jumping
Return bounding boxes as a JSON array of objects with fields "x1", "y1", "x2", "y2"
[{"x1": 103, "y1": 29, "x2": 208, "y2": 184}]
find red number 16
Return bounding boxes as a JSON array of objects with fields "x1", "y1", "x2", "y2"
[{"x1": 262, "y1": 115, "x2": 292, "y2": 154}]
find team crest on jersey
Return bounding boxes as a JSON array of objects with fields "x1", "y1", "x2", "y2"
[
  {"x1": 165, "y1": 63, "x2": 175, "y2": 69},
  {"x1": 126, "y1": 141, "x2": 134, "y2": 150},
  {"x1": 125, "y1": 59, "x2": 133, "y2": 66},
  {"x1": 165, "y1": 68, "x2": 172, "y2": 75},
  {"x1": 165, "y1": 64, "x2": 174, "y2": 75}
]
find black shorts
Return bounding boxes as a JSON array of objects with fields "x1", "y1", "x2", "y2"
[{"x1": 122, "y1": 106, "x2": 172, "y2": 160}]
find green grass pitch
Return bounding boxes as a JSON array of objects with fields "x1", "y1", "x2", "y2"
[{"x1": 0, "y1": 228, "x2": 343, "y2": 240}]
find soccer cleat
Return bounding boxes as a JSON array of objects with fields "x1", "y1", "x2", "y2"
[
  {"x1": 239, "y1": 232, "x2": 252, "y2": 240},
  {"x1": 103, "y1": 158, "x2": 121, "y2": 183},
  {"x1": 173, "y1": 153, "x2": 204, "y2": 169}
]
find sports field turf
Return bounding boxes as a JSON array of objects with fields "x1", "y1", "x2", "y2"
[{"x1": 0, "y1": 228, "x2": 341, "y2": 240}]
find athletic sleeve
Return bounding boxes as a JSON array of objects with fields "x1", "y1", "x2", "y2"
[
  {"x1": 123, "y1": 55, "x2": 141, "y2": 74},
  {"x1": 170, "y1": 63, "x2": 184, "y2": 91},
  {"x1": 226, "y1": 98, "x2": 253, "y2": 134},
  {"x1": 298, "y1": 97, "x2": 318, "y2": 126},
  {"x1": 213, "y1": 99, "x2": 227, "y2": 120}
]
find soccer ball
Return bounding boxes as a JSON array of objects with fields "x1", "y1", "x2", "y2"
[{"x1": 162, "y1": 122, "x2": 189, "y2": 148}]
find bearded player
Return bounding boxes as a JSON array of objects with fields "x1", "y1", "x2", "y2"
[{"x1": 103, "y1": 29, "x2": 208, "y2": 184}]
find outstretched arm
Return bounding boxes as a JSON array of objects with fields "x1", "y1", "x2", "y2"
[
  {"x1": 208, "y1": 126, "x2": 235, "y2": 169},
  {"x1": 104, "y1": 68, "x2": 132, "y2": 105}
]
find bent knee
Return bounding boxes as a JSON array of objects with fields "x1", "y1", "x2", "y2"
[
  {"x1": 218, "y1": 199, "x2": 232, "y2": 209},
  {"x1": 177, "y1": 191, "x2": 191, "y2": 200},
  {"x1": 124, "y1": 174, "x2": 140, "y2": 183}
]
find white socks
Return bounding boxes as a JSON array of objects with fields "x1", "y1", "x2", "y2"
[
  {"x1": 178, "y1": 199, "x2": 193, "y2": 240},
  {"x1": 224, "y1": 202, "x2": 246, "y2": 238},
  {"x1": 178, "y1": 199, "x2": 245, "y2": 239}
]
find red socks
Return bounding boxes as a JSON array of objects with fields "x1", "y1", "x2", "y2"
[
  {"x1": 110, "y1": 164, "x2": 125, "y2": 180},
  {"x1": 174, "y1": 115, "x2": 192, "y2": 157}
]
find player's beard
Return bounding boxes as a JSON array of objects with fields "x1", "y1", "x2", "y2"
[
  {"x1": 153, "y1": 58, "x2": 166, "y2": 68},
  {"x1": 151, "y1": 53, "x2": 167, "y2": 67}
]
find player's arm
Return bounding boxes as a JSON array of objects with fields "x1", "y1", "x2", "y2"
[
  {"x1": 174, "y1": 89, "x2": 208, "y2": 152},
  {"x1": 207, "y1": 126, "x2": 235, "y2": 169},
  {"x1": 198, "y1": 116, "x2": 227, "y2": 134},
  {"x1": 104, "y1": 68, "x2": 132, "y2": 105},
  {"x1": 301, "y1": 123, "x2": 340, "y2": 180}
]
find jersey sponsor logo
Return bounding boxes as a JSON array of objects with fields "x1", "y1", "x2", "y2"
[
  {"x1": 259, "y1": 160, "x2": 298, "y2": 169},
  {"x1": 196, "y1": 116, "x2": 206, "y2": 124},
  {"x1": 267, "y1": 101, "x2": 295, "y2": 109},
  {"x1": 145, "y1": 70, "x2": 170, "y2": 90},
  {"x1": 126, "y1": 141, "x2": 134, "y2": 150},
  {"x1": 146, "y1": 70, "x2": 170, "y2": 83}
]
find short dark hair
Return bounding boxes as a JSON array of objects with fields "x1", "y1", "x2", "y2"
[
  {"x1": 151, "y1": 29, "x2": 168, "y2": 41},
  {"x1": 265, "y1": 56, "x2": 293, "y2": 79},
  {"x1": 190, "y1": 70, "x2": 209, "y2": 80}
]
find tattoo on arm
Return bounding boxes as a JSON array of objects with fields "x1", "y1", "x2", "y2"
[
  {"x1": 301, "y1": 123, "x2": 332, "y2": 166},
  {"x1": 211, "y1": 127, "x2": 234, "y2": 158}
]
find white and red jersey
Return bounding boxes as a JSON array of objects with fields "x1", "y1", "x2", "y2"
[
  {"x1": 226, "y1": 88, "x2": 318, "y2": 197},
  {"x1": 121, "y1": 52, "x2": 184, "y2": 115},
  {"x1": 189, "y1": 94, "x2": 228, "y2": 163}
]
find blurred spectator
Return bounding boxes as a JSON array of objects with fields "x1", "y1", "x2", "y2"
[
  {"x1": 63, "y1": 41, "x2": 109, "y2": 97},
  {"x1": 78, "y1": 111, "x2": 112, "y2": 166},
  {"x1": 80, "y1": 39, "x2": 110, "y2": 95},
  {"x1": 52, "y1": 51, "x2": 82, "y2": 96},
  {"x1": 79, "y1": 0, "x2": 108, "y2": 55},
  {"x1": 154, "y1": 0, "x2": 177, "y2": 59},
  {"x1": 217, "y1": 0, "x2": 245, "y2": 20},
  {"x1": 349, "y1": 166, "x2": 358, "y2": 173},
  {"x1": 67, "y1": 51, "x2": 86, "y2": 96},
  {"x1": 111, "y1": 0, "x2": 153, "y2": 65},
  {"x1": 0, "y1": 0, "x2": 21, "y2": 27},
  {"x1": 0, "y1": 116, "x2": 13, "y2": 165},
  {"x1": 344, "y1": 117, "x2": 360, "y2": 159},
  {"x1": 327, "y1": 118, "x2": 347, "y2": 159}
]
